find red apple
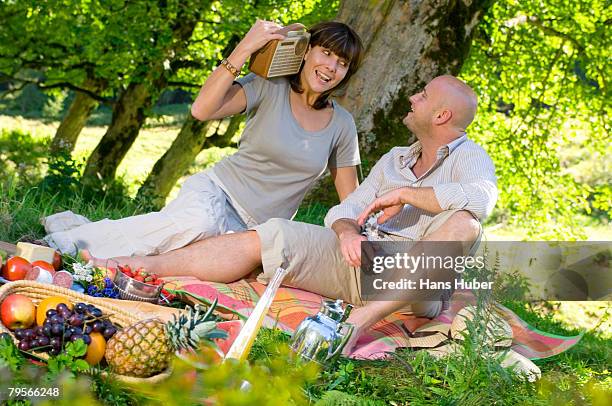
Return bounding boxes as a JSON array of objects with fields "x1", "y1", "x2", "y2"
[
  {"x1": 2, "y1": 256, "x2": 32, "y2": 281},
  {"x1": 0, "y1": 294, "x2": 36, "y2": 330}
]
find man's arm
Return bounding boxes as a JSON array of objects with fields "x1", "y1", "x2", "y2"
[
  {"x1": 430, "y1": 148, "x2": 498, "y2": 219},
  {"x1": 356, "y1": 186, "x2": 442, "y2": 225},
  {"x1": 325, "y1": 153, "x2": 391, "y2": 267},
  {"x1": 358, "y1": 149, "x2": 497, "y2": 225}
]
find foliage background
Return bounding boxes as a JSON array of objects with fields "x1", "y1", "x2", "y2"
[
  {"x1": 462, "y1": 0, "x2": 610, "y2": 239},
  {"x1": 0, "y1": 0, "x2": 608, "y2": 240}
]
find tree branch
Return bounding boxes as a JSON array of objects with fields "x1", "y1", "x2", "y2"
[
  {"x1": 167, "y1": 81, "x2": 201, "y2": 89},
  {"x1": 527, "y1": 16, "x2": 606, "y2": 92},
  {"x1": 0, "y1": 81, "x2": 28, "y2": 98},
  {"x1": 38, "y1": 82, "x2": 112, "y2": 104},
  {"x1": 0, "y1": 72, "x2": 113, "y2": 104},
  {"x1": 527, "y1": 17, "x2": 585, "y2": 53},
  {"x1": 170, "y1": 59, "x2": 204, "y2": 71}
]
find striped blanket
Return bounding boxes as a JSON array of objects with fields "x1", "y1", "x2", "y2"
[{"x1": 163, "y1": 277, "x2": 582, "y2": 360}]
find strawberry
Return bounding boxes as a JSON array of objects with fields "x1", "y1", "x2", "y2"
[
  {"x1": 133, "y1": 275, "x2": 145, "y2": 282},
  {"x1": 144, "y1": 276, "x2": 153, "y2": 283}
]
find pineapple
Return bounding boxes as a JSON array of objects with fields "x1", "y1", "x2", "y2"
[{"x1": 105, "y1": 300, "x2": 227, "y2": 377}]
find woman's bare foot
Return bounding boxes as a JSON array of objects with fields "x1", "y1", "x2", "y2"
[
  {"x1": 79, "y1": 250, "x2": 122, "y2": 269},
  {"x1": 79, "y1": 249, "x2": 104, "y2": 267},
  {"x1": 79, "y1": 249, "x2": 150, "y2": 273}
]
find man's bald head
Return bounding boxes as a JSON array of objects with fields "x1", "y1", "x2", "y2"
[
  {"x1": 404, "y1": 75, "x2": 478, "y2": 139},
  {"x1": 431, "y1": 75, "x2": 478, "y2": 131}
]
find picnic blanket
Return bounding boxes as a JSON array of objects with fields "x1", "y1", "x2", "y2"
[{"x1": 163, "y1": 277, "x2": 583, "y2": 361}]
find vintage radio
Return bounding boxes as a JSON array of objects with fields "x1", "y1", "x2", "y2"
[{"x1": 249, "y1": 23, "x2": 310, "y2": 78}]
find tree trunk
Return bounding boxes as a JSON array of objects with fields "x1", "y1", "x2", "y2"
[
  {"x1": 136, "y1": 114, "x2": 241, "y2": 207},
  {"x1": 50, "y1": 77, "x2": 105, "y2": 154},
  {"x1": 214, "y1": 114, "x2": 243, "y2": 149},
  {"x1": 336, "y1": 0, "x2": 493, "y2": 165},
  {"x1": 136, "y1": 114, "x2": 213, "y2": 207},
  {"x1": 82, "y1": 79, "x2": 161, "y2": 182}
]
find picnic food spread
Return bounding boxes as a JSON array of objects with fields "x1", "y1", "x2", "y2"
[
  {"x1": 1, "y1": 294, "x2": 118, "y2": 364},
  {"x1": 0, "y1": 241, "x2": 236, "y2": 381}
]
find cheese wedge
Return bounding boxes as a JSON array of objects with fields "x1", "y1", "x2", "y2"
[{"x1": 15, "y1": 242, "x2": 57, "y2": 264}]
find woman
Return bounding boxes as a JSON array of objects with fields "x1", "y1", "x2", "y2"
[{"x1": 44, "y1": 20, "x2": 364, "y2": 258}]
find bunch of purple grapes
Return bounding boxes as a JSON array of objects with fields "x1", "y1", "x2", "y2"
[{"x1": 13, "y1": 302, "x2": 118, "y2": 356}]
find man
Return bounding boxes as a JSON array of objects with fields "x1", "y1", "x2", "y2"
[{"x1": 88, "y1": 75, "x2": 497, "y2": 347}]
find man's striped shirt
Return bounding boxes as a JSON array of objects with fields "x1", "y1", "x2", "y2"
[{"x1": 324, "y1": 135, "x2": 498, "y2": 240}]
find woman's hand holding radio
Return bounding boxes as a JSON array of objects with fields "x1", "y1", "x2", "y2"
[{"x1": 233, "y1": 19, "x2": 286, "y2": 62}]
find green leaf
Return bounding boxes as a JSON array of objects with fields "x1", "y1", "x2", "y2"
[
  {"x1": 73, "y1": 359, "x2": 91, "y2": 372},
  {"x1": 0, "y1": 335, "x2": 25, "y2": 372},
  {"x1": 66, "y1": 340, "x2": 88, "y2": 357}
]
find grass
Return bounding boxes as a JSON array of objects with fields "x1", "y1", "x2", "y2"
[
  {"x1": 1, "y1": 114, "x2": 611, "y2": 404},
  {"x1": 484, "y1": 216, "x2": 612, "y2": 242}
]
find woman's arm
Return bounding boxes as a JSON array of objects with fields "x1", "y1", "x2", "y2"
[
  {"x1": 330, "y1": 166, "x2": 359, "y2": 201},
  {"x1": 191, "y1": 20, "x2": 285, "y2": 121}
]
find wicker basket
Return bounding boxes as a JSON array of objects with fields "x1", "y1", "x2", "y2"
[{"x1": 0, "y1": 280, "x2": 172, "y2": 384}]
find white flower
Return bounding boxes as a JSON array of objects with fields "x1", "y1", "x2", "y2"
[{"x1": 72, "y1": 261, "x2": 95, "y2": 282}]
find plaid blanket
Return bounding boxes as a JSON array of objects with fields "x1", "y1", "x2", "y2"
[{"x1": 163, "y1": 277, "x2": 582, "y2": 360}]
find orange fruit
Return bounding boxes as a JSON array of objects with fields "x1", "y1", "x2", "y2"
[
  {"x1": 36, "y1": 296, "x2": 73, "y2": 326},
  {"x1": 85, "y1": 332, "x2": 106, "y2": 366}
]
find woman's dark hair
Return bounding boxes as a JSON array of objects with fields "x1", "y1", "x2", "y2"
[{"x1": 289, "y1": 21, "x2": 363, "y2": 110}]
